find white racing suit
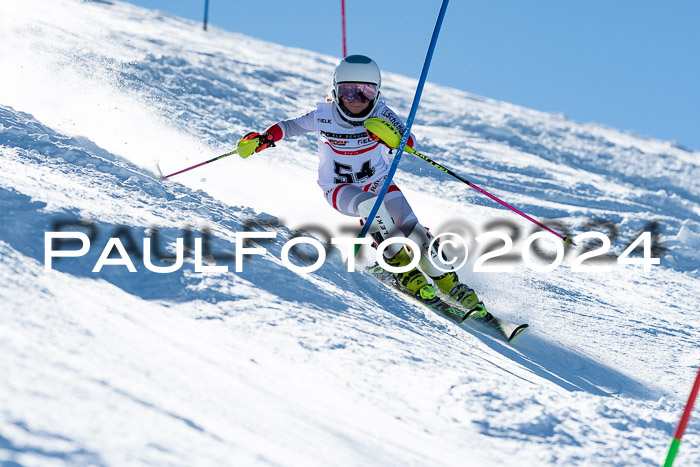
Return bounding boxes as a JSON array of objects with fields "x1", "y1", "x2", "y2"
[{"x1": 267, "y1": 101, "x2": 448, "y2": 275}]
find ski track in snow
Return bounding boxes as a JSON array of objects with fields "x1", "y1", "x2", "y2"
[{"x1": 0, "y1": 1, "x2": 699, "y2": 466}]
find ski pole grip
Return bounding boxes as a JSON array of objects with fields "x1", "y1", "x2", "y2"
[{"x1": 237, "y1": 138, "x2": 260, "y2": 159}]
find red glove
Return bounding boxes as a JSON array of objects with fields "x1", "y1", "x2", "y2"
[{"x1": 242, "y1": 131, "x2": 276, "y2": 153}]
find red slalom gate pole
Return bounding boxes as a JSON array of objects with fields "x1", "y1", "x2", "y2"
[
  {"x1": 664, "y1": 364, "x2": 700, "y2": 466},
  {"x1": 340, "y1": 0, "x2": 347, "y2": 57}
]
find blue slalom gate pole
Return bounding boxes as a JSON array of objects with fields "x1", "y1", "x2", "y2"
[{"x1": 357, "y1": 0, "x2": 449, "y2": 245}]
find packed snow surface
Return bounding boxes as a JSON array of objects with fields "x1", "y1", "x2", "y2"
[{"x1": 0, "y1": 1, "x2": 698, "y2": 465}]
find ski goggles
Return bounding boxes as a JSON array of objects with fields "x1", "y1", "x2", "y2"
[{"x1": 337, "y1": 83, "x2": 377, "y2": 103}]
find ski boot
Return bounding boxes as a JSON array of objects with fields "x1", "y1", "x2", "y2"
[
  {"x1": 430, "y1": 271, "x2": 487, "y2": 318},
  {"x1": 403, "y1": 223, "x2": 488, "y2": 319},
  {"x1": 385, "y1": 247, "x2": 437, "y2": 301},
  {"x1": 357, "y1": 198, "x2": 435, "y2": 301}
]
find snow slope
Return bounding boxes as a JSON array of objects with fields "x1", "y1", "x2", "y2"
[{"x1": 1, "y1": 0, "x2": 698, "y2": 465}]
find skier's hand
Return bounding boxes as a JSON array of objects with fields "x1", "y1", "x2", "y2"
[
  {"x1": 366, "y1": 129, "x2": 391, "y2": 148},
  {"x1": 238, "y1": 131, "x2": 276, "y2": 159}
]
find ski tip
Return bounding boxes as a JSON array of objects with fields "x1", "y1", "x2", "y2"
[{"x1": 507, "y1": 324, "x2": 529, "y2": 343}]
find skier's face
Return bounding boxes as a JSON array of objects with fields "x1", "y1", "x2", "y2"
[
  {"x1": 342, "y1": 97, "x2": 370, "y2": 114},
  {"x1": 337, "y1": 82, "x2": 376, "y2": 114}
]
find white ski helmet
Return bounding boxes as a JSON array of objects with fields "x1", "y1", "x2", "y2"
[{"x1": 332, "y1": 55, "x2": 381, "y2": 122}]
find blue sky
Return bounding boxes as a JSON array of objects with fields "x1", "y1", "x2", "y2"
[{"x1": 124, "y1": 0, "x2": 700, "y2": 151}]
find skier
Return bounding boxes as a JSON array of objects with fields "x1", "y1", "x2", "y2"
[{"x1": 240, "y1": 54, "x2": 485, "y2": 316}]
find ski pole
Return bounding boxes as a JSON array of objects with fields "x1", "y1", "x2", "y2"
[
  {"x1": 157, "y1": 137, "x2": 259, "y2": 179},
  {"x1": 664, "y1": 364, "x2": 700, "y2": 466},
  {"x1": 364, "y1": 118, "x2": 575, "y2": 245}
]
